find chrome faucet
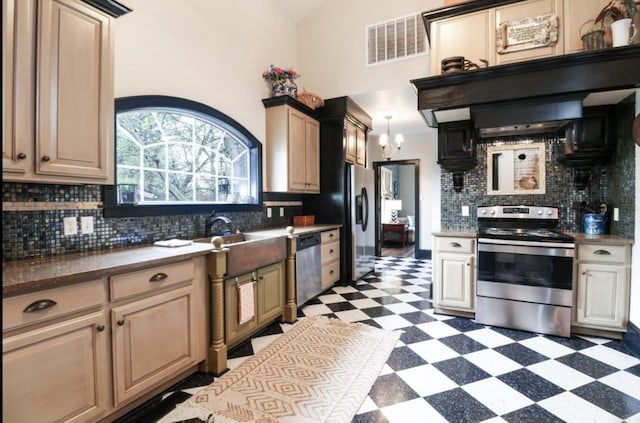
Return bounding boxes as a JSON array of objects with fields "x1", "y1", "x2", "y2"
[{"x1": 205, "y1": 211, "x2": 232, "y2": 237}]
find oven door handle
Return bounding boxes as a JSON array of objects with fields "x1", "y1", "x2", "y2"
[{"x1": 478, "y1": 241, "x2": 575, "y2": 257}]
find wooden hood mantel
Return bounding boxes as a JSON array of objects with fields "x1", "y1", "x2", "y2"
[{"x1": 411, "y1": 45, "x2": 640, "y2": 128}]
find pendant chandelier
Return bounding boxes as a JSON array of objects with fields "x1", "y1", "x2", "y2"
[{"x1": 379, "y1": 115, "x2": 403, "y2": 161}]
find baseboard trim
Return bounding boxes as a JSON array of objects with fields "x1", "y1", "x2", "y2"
[
  {"x1": 417, "y1": 249, "x2": 431, "y2": 260},
  {"x1": 623, "y1": 321, "x2": 640, "y2": 358}
]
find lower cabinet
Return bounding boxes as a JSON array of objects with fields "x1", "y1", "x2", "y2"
[
  {"x1": 573, "y1": 242, "x2": 631, "y2": 335},
  {"x1": 225, "y1": 261, "x2": 285, "y2": 347},
  {"x1": 432, "y1": 234, "x2": 476, "y2": 316},
  {"x1": 321, "y1": 229, "x2": 340, "y2": 289}
]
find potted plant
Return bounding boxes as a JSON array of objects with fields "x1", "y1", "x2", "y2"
[{"x1": 594, "y1": 0, "x2": 638, "y2": 46}]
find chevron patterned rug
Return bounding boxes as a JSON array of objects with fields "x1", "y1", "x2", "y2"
[{"x1": 181, "y1": 316, "x2": 400, "y2": 423}]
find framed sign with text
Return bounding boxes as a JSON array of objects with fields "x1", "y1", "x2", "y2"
[{"x1": 497, "y1": 13, "x2": 559, "y2": 54}]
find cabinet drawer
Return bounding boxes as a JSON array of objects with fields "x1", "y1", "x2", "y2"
[
  {"x1": 110, "y1": 260, "x2": 194, "y2": 302},
  {"x1": 3, "y1": 279, "x2": 105, "y2": 332},
  {"x1": 321, "y1": 229, "x2": 340, "y2": 244},
  {"x1": 321, "y1": 261, "x2": 340, "y2": 289},
  {"x1": 321, "y1": 241, "x2": 340, "y2": 265},
  {"x1": 435, "y1": 237, "x2": 475, "y2": 254},
  {"x1": 578, "y1": 244, "x2": 628, "y2": 263}
]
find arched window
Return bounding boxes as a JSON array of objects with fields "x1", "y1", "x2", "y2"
[{"x1": 104, "y1": 96, "x2": 261, "y2": 217}]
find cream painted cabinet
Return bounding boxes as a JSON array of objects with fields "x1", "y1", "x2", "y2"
[
  {"x1": 494, "y1": 0, "x2": 563, "y2": 65},
  {"x1": 563, "y1": 0, "x2": 608, "y2": 54},
  {"x1": 355, "y1": 125, "x2": 366, "y2": 166},
  {"x1": 574, "y1": 243, "x2": 631, "y2": 334},
  {"x1": 110, "y1": 258, "x2": 206, "y2": 408},
  {"x1": 225, "y1": 261, "x2": 285, "y2": 347},
  {"x1": 2, "y1": 0, "x2": 114, "y2": 184},
  {"x1": 432, "y1": 235, "x2": 476, "y2": 315},
  {"x1": 321, "y1": 229, "x2": 340, "y2": 289},
  {"x1": 429, "y1": 9, "x2": 495, "y2": 76},
  {"x1": 2, "y1": 279, "x2": 109, "y2": 423},
  {"x1": 265, "y1": 104, "x2": 320, "y2": 193}
]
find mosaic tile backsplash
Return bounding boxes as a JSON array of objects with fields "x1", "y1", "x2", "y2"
[
  {"x1": 440, "y1": 101, "x2": 635, "y2": 238},
  {"x1": 2, "y1": 184, "x2": 299, "y2": 261}
]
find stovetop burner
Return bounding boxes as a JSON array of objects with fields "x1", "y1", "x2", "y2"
[{"x1": 477, "y1": 206, "x2": 574, "y2": 244}]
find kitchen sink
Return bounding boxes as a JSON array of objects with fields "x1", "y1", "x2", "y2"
[{"x1": 193, "y1": 232, "x2": 287, "y2": 277}]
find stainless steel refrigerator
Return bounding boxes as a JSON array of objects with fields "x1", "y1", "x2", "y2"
[{"x1": 350, "y1": 164, "x2": 376, "y2": 281}]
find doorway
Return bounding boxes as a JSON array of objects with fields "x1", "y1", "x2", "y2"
[{"x1": 373, "y1": 159, "x2": 420, "y2": 258}]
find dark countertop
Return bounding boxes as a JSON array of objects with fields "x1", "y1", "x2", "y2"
[
  {"x1": 2, "y1": 224, "x2": 343, "y2": 298},
  {"x1": 570, "y1": 233, "x2": 634, "y2": 245}
]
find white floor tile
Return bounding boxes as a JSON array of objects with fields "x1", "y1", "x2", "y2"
[
  {"x1": 416, "y1": 320, "x2": 461, "y2": 338},
  {"x1": 423, "y1": 309, "x2": 455, "y2": 320},
  {"x1": 580, "y1": 344, "x2": 640, "y2": 369},
  {"x1": 381, "y1": 398, "x2": 449, "y2": 423},
  {"x1": 227, "y1": 355, "x2": 249, "y2": 370},
  {"x1": 373, "y1": 314, "x2": 413, "y2": 330},
  {"x1": 379, "y1": 363, "x2": 395, "y2": 375},
  {"x1": 576, "y1": 335, "x2": 612, "y2": 345},
  {"x1": 528, "y1": 359, "x2": 594, "y2": 390},
  {"x1": 399, "y1": 284, "x2": 428, "y2": 293},
  {"x1": 317, "y1": 293, "x2": 346, "y2": 304},
  {"x1": 300, "y1": 303, "x2": 333, "y2": 316},
  {"x1": 600, "y1": 370, "x2": 640, "y2": 400},
  {"x1": 396, "y1": 364, "x2": 458, "y2": 396},
  {"x1": 519, "y1": 335, "x2": 576, "y2": 359},
  {"x1": 539, "y1": 391, "x2": 621, "y2": 423},
  {"x1": 361, "y1": 289, "x2": 388, "y2": 299},
  {"x1": 464, "y1": 349, "x2": 523, "y2": 376},
  {"x1": 330, "y1": 285, "x2": 358, "y2": 294},
  {"x1": 465, "y1": 328, "x2": 515, "y2": 348},
  {"x1": 383, "y1": 302, "x2": 419, "y2": 314},
  {"x1": 393, "y1": 292, "x2": 426, "y2": 303},
  {"x1": 356, "y1": 396, "x2": 378, "y2": 414},
  {"x1": 408, "y1": 339, "x2": 459, "y2": 363},
  {"x1": 349, "y1": 298, "x2": 382, "y2": 309},
  {"x1": 251, "y1": 334, "x2": 281, "y2": 352},
  {"x1": 463, "y1": 377, "x2": 534, "y2": 415},
  {"x1": 626, "y1": 411, "x2": 640, "y2": 423},
  {"x1": 333, "y1": 309, "x2": 370, "y2": 322}
]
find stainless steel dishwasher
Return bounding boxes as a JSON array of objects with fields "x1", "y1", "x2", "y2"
[{"x1": 296, "y1": 232, "x2": 322, "y2": 306}]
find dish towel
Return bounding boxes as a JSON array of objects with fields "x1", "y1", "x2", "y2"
[{"x1": 237, "y1": 282, "x2": 255, "y2": 325}]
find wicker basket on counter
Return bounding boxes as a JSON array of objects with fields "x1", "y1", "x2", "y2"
[
  {"x1": 296, "y1": 90, "x2": 324, "y2": 110},
  {"x1": 293, "y1": 215, "x2": 315, "y2": 226}
]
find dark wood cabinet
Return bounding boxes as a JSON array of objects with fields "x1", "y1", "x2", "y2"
[{"x1": 437, "y1": 121, "x2": 477, "y2": 191}]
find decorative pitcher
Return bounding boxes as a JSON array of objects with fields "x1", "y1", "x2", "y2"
[{"x1": 611, "y1": 18, "x2": 636, "y2": 47}]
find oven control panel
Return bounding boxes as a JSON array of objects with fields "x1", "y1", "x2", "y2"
[{"x1": 478, "y1": 206, "x2": 558, "y2": 219}]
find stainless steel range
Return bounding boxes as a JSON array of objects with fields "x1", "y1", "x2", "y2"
[{"x1": 476, "y1": 206, "x2": 575, "y2": 337}]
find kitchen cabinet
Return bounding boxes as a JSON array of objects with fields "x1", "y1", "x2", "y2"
[
  {"x1": 432, "y1": 234, "x2": 476, "y2": 316},
  {"x1": 2, "y1": 279, "x2": 110, "y2": 423},
  {"x1": 573, "y1": 242, "x2": 631, "y2": 335},
  {"x1": 2, "y1": 0, "x2": 116, "y2": 184},
  {"x1": 344, "y1": 119, "x2": 367, "y2": 167},
  {"x1": 494, "y1": 0, "x2": 563, "y2": 65},
  {"x1": 437, "y1": 120, "x2": 477, "y2": 192},
  {"x1": 224, "y1": 261, "x2": 285, "y2": 347},
  {"x1": 321, "y1": 229, "x2": 340, "y2": 289},
  {"x1": 563, "y1": 0, "x2": 607, "y2": 53},
  {"x1": 110, "y1": 258, "x2": 206, "y2": 408},
  {"x1": 429, "y1": 9, "x2": 495, "y2": 76},
  {"x1": 264, "y1": 98, "x2": 320, "y2": 193}
]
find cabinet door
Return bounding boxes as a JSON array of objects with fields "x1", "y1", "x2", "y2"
[
  {"x1": 495, "y1": 0, "x2": 563, "y2": 65},
  {"x1": 435, "y1": 253, "x2": 474, "y2": 311},
  {"x1": 2, "y1": 0, "x2": 35, "y2": 175},
  {"x1": 563, "y1": 0, "x2": 606, "y2": 54},
  {"x1": 225, "y1": 273, "x2": 258, "y2": 346},
  {"x1": 304, "y1": 116, "x2": 320, "y2": 192},
  {"x1": 36, "y1": 0, "x2": 113, "y2": 182},
  {"x1": 111, "y1": 285, "x2": 197, "y2": 407},
  {"x1": 430, "y1": 10, "x2": 495, "y2": 75},
  {"x1": 437, "y1": 121, "x2": 476, "y2": 167},
  {"x1": 3, "y1": 311, "x2": 109, "y2": 423},
  {"x1": 345, "y1": 121, "x2": 357, "y2": 164},
  {"x1": 355, "y1": 126, "x2": 366, "y2": 166},
  {"x1": 287, "y1": 107, "x2": 308, "y2": 191},
  {"x1": 575, "y1": 262, "x2": 628, "y2": 330},
  {"x1": 257, "y1": 262, "x2": 284, "y2": 324}
]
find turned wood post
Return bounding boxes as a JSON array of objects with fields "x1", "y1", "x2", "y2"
[
  {"x1": 283, "y1": 226, "x2": 298, "y2": 323},
  {"x1": 206, "y1": 237, "x2": 229, "y2": 375}
]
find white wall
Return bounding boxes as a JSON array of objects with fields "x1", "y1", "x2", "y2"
[
  {"x1": 631, "y1": 89, "x2": 639, "y2": 327},
  {"x1": 398, "y1": 165, "x2": 415, "y2": 216}
]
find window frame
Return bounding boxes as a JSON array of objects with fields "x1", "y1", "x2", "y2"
[{"x1": 103, "y1": 95, "x2": 262, "y2": 218}]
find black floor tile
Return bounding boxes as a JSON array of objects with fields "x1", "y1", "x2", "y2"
[
  {"x1": 385, "y1": 345, "x2": 428, "y2": 371},
  {"x1": 351, "y1": 409, "x2": 390, "y2": 423},
  {"x1": 425, "y1": 388, "x2": 496, "y2": 423},
  {"x1": 326, "y1": 302, "x2": 356, "y2": 312},
  {"x1": 373, "y1": 296, "x2": 401, "y2": 305},
  {"x1": 362, "y1": 306, "x2": 396, "y2": 318},
  {"x1": 501, "y1": 404, "x2": 566, "y2": 423},
  {"x1": 367, "y1": 373, "x2": 420, "y2": 408},
  {"x1": 399, "y1": 325, "x2": 433, "y2": 344},
  {"x1": 572, "y1": 381, "x2": 640, "y2": 419},
  {"x1": 544, "y1": 334, "x2": 597, "y2": 351},
  {"x1": 556, "y1": 352, "x2": 619, "y2": 379},
  {"x1": 626, "y1": 363, "x2": 640, "y2": 377},
  {"x1": 442, "y1": 317, "x2": 486, "y2": 332},
  {"x1": 497, "y1": 368, "x2": 564, "y2": 402},
  {"x1": 340, "y1": 291, "x2": 369, "y2": 301},
  {"x1": 491, "y1": 326, "x2": 538, "y2": 341},
  {"x1": 439, "y1": 334, "x2": 487, "y2": 355},
  {"x1": 432, "y1": 357, "x2": 491, "y2": 385},
  {"x1": 397, "y1": 310, "x2": 436, "y2": 325},
  {"x1": 494, "y1": 343, "x2": 549, "y2": 366}
]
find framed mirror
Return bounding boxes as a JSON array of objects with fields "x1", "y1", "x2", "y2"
[{"x1": 487, "y1": 143, "x2": 545, "y2": 195}]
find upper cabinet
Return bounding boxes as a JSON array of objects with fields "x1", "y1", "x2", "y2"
[
  {"x1": 563, "y1": 0, "x2": 608, "y2": 54},
  {"x1": 344, "y1": 118, "x2": 367, "y2": 167},
  {"x1": 263, "y1": 96, "x2": 320, "y2": 193},
  {"x1": 3, "y1": 0, "x2": 125, "y2": 185}
]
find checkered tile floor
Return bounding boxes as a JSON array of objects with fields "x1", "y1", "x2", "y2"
[{"x1": 118, "y1": 257, "x2": 640, "y2": 423}]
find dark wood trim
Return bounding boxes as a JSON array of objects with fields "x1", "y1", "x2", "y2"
[
  {"x1": 261, "y1": 95, "x2": 319, "y2": 119},
  {"x1": 82, "y1": 0, "x2": 132, "y2": 17},
  {"x1": 318, "y1": 96, "x2": 373, "y2": 130}
]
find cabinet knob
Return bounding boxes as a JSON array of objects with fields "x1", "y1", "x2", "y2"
[
  {"x1": 329, "y1": 233, "x2": 334, "y2": 238},
  {"x1": 466, "y1": 262, "x2": 470, "y2": 266},
  {"x1": 581, "y1": 271, "x2": 586, "y2": 275},
  {"x1": 329, "y1": 249, "x2": 334, "y2": 253},
  {"x1": 96, "y1": 325, "x2": 105, "y2": 332},
  {"x1": 116, "y1": 319, "x2": 125, "y2": 326},
  {"x1": 259, "y1": 276, "x2": 264, "y2": 280},
  {"x1": 17, "y1": 152, "x2": 26, "y2": 160},
  {"x1": 330, "y1": 270, "x2": 334, "y2": 274},
  {"x1": 41, "y1": 155, "x2": 50, "y2": 162}
]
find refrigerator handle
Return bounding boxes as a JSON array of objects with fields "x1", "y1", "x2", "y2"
[{"x1": 361, "y1": 187, "x2": 369, "y2": 232}]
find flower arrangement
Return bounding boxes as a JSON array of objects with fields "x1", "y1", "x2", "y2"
[
  {"x1": 594, "y1": 0, "x2": 638, "y2": 23},
  {"x1": 262, "y1": 65, "x2": 300, "y2": 83}
]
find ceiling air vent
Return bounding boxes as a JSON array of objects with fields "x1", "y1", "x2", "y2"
[{"x1": 366, "y1": 13, "x2": 427, "y2": 66}]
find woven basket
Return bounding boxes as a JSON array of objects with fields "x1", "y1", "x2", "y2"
[{"x1": 297, "y1": 91, "x2": 324, "y2": 110}]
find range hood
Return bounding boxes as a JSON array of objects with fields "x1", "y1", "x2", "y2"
[{"x1": 411, "y1": 46, "x2": 640, "y2": 138}]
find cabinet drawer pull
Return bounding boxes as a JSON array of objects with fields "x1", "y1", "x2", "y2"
[
  {"x1": 96, "y1": 325, "x2": 105, "y2": 332},
  {"x1": 17, "y1": 152, "x2": 26, "y2": 160},
  {"x1": 448, "y1": 242, "x2": 461, "y2": 248},
  {"x1": 329, "y1": 249, "x2": 334, "y2": 254},
  {"x1": 116, "y1": 319, "x2": 125, "y2": 326},
  {"x1": 149, "y1": 272, "x2": 168, "y2": 282},
  {"x1": 329, "y1": 233, "x2": 334, "y2": 238},
  {"x1": 41, "y1": 155, "x2": 50, "y2": 162},
  {"x1": 593, "y1": 249, "x2": 611, "y2": 255},
  {"x1": 23, "y1": 299, "x2": 57, "y2": 313},
  {"x1": 329, "y1": 270, "x2": 334, "y2": 274}
]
